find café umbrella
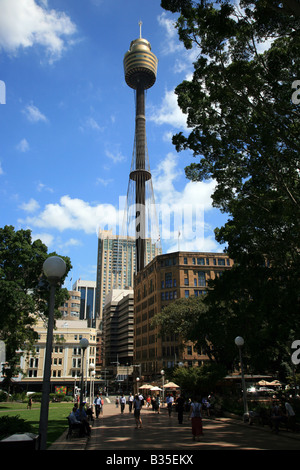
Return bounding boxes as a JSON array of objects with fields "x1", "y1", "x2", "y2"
[
  {"x1": 163, "y1": 382, "x2": 180, "y2": 390},
  {"x1": 139, "y1": 384, "x2": 153, "y2": 390}
]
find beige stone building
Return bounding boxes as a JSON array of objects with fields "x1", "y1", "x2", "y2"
[
  {"x1": 134, "y1": 251, "x2": 233, "y2": 380},
  {"x1": 17, "y1": 318, "x2": 97, "y2": 394}
]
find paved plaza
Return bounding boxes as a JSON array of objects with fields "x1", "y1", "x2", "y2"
[{"x1": 49, "y1": 399, "x2": 300, "y2": 454}]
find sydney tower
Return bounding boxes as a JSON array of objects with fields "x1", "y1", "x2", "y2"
[{"x1": 123, "y1": 23, "x2": 159, "y2": 273}]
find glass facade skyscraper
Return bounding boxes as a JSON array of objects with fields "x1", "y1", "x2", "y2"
[
  {"x1": 95, "y1": 229, "x2": 161, "y2": 326},
  {"x1": 72, "y1": 279, "x2": 96, "y2": 328}
]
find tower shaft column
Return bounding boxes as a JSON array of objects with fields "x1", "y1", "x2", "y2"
[{"x1": 135, "y1": 83, "x2": 146, "y2": 272}]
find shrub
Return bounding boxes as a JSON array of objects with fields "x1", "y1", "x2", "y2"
[
  {"x1": 0, "y1": 415, "x2": 33, "y2": 440},
  {"x1": 0, "y1": 391, "x2": 8, "y2": 402}
]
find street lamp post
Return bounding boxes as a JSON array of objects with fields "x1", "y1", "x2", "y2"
[
  {"x1": 80, "y1": 338, "x2": 89, "y2": 404},
  {"x1": 89, "y1": 363, "x2": 95, "y2": 406},
  {"x1": 235, "y1": 336, "x2": 249, "y2": 421},
  {"x1": 161, "y1": 370, "x2": 165, "y2": 406},
  {"x1": 39, "y1": 256, "x2": 66, "y2": 450},
  {"x1": 91, "y1": 370, "x2": 95, "y2": 406},
  {"x1": 136, "y1": 377, "x2": 140, "y2": 395}
]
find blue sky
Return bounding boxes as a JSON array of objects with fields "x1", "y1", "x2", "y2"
[{"x1": 0, "y1": 0, "x2": 228, "y2": 287}]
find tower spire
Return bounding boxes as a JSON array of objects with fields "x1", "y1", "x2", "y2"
[{"x1": 139, "y1": 20, "x2": 142, "y2": 38}]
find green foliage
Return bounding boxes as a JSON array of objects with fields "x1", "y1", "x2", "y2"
[
  {"x1": 0, "y1": 391, "x2": 9, "y2": 402},
  {"x1": 173, "y1": 362, "x2": 227, "y2": 396},
  {"x1": 161, "y1": 0, "x2": 300, "y2": 378},
  {"x1": 0, "y1": 415, "x2": 33, "y2": 440},
  {"x1": 0, "y1": 402, "x2": 73, "y2": 446},
  {"x1": 152, "y1": 295, "x2": 208, "y2": 341},
  {"x1": 0, "y1": 225, "x2": 72, "y2": 386}
]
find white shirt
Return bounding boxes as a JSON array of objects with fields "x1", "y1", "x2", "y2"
[{"x1": 285, "y1": 402, "x2": 295, "y2": 416}]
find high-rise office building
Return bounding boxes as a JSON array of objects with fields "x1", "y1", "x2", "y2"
[
  {"x1": 102, "y1": 288, "x2": 134, "y2": 367},
  {"x1": 72, "y1": 279, "x2": 97, "y2": 328},
  {"x1": 95, "y1": 229, "x2": 161, "y2": 324}
]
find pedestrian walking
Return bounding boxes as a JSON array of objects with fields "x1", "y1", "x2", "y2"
[
  {"x1": 94, "y1": 394, "x2": 102, "y2": 418},
  {"x1": 120, "y1": 394, "x2": 126, "y2": 413},
  {"x1": 270, "y1": 401, "x2": 285, "y2": 434},
  {"x1": 166, "y1": 393, "x2": 174, "y2": 416},
  {"x1": 100, "y1": 394, "x2": 104, "y2": 415},
  {"x1": 189, "y1": 396, "x2": 203, "y2": 441},
  {"x1": 154, "y1": 394, "x2": 160, "y2": 413},
  {"x1": 176, "y1": 394, "x2": 185, "y2": 424},
  {"x1": 128, "y1": 392, "x2": 134, "y2": 412},
  {"x1": 133, "y1": 394, "x2": 143, "y2": 429},
  {"x1": 284, "y1": 397, "x2": 296, "y2": 432}
]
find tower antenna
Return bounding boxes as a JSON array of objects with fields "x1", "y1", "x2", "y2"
[{"x1": 139, "y1": 20, "x2": 142, "y2": 38}]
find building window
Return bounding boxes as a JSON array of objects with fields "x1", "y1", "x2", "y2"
[
  {"x1": 198, "y1": 272, "x2": 206, "y2": 287},
  {"x1": 185, "y1": 290, "x2": 189, "y2": 298},
  {"x1": 165, "y1": 272, "x2": 172, "y2": 288},
  {"x1": 184, "y1": 257, "x2": 187, "y2": 264}
]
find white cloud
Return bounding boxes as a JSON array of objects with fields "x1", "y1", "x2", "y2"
[
  {"x1": 19, "y1": 198, "x2": 40, "y2": 212},
  {"x1": 80, "y1": 117, "x2": 103, "y2": 133},
  {"x1": 19, "y1": 195, "x2": 120, "y2": 235},
  {"x1": 64, "y1": 238, "x2": 82, "y2": 247},
  {"x1": 152, "y1": 153, "x2": 219, "y2": 251},
  {"x1": 37, "y1": 182, "x2": 53, "y2": 192},
  {"x1": 0, "y1": 162, "x2": 3, "y2": 175},
  {"x1": 96, "y1": 177, "x2": 113, "y2": 186},
  {"x1": 17, "y1": 156, "x2": 221, "y2": 253},
  {"x1": 158, "y1": 12, "x2": 198, "y2": 74},
  {"x1": 166, "y1": 235, "x2": 223, "y2": 254},
  {"x1": 23, "y1": 104, "x2": 47, "y2": 123},
  {"x1": 0, "y1": 0, "x2": 77, "y2": 61},
  {"x1": 32, "y1": 231, "x2": 54, "y2": 247},
  {"x1": 17, "y1": 138, "x2": 30, "y2": 152},
  {"x1": 149, "y1": 89, "x2": 187, "y2": 129},
  {"x1": 105, "y1": 149, "x2": 126, "y2": 164},
  {"x1": 158, "y1": 12, "x2": 182, "y2": 56}
]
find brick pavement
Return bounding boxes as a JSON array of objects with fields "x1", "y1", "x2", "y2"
[{"x1": 49, "y1": 400, "x2": 300, "y2": 452}]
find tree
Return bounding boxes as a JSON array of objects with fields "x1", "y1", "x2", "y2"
[
  {"x1": 152, "y1": 296, "x2": 208, "y2": 342},
  {"x1": 173, "y1": 362, "x2": 227, "y2": 395},
  {"x1": 161, "y1": 0, "x2": 300, "y2": 258},
  {"x1": 152, "y1": 295, "x2": 236, "y2": 369},
  {"x1": 0, "y1": 225, "x2": 71, "y2": 389},
  {"x1": 161, "y1": 0, "x2": 300, "y2": 376}
]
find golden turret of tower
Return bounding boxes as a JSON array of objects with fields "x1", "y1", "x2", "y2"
[{"x1": 123, "y1": 21, "x2": 158, "y2": 90}]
